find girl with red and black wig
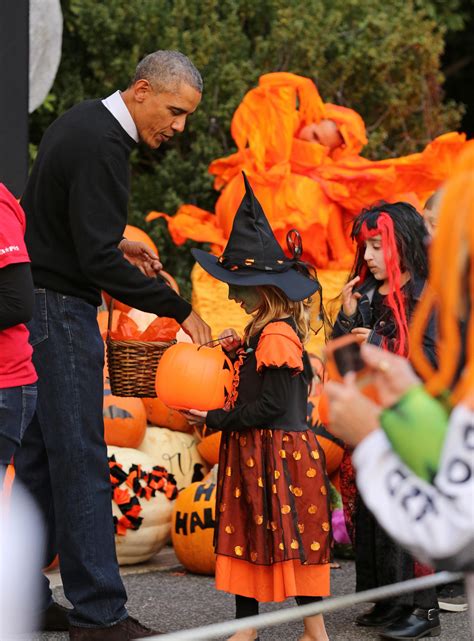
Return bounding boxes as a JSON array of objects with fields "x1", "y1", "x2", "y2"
[{"x1": 332, "y1": 202, "x2": 439, "y2": 639}]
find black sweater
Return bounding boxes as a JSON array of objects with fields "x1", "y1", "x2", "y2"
[{"x1": 22, "y1": 100, "x2": 191, "y2": 322}]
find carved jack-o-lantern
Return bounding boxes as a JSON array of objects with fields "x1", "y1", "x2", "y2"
[
  {"x1": 171, "y1": 480, "x2": 216, "y2": 575},
  {"x1": 155, "y1": 344, "x2": 234, "y2": 411},
  {"x1": 103, "y1": 381, "x2": 147, "y2": 449}
]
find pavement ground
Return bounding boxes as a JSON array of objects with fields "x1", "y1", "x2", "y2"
[{"x1": 35, "y1": 547, "x2": 471, "y2": 641}]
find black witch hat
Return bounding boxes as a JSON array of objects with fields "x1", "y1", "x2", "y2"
[{"x1": 192, "y1": 173, "x2": 320, "y2": 301}]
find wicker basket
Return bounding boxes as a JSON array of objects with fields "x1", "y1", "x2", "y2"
[{"x1": 105, "y1": 301, "x2": 175, "y2": 397}]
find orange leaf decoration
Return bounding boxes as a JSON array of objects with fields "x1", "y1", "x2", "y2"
[
  {"x1": 139, "y1": 317, "x2": 180, "y2": 342},
  {"x1": 113, "y1": 487, "x2": 131, "y2": 506},
  {"x1": 110, "y1": 313, "x2": 140, "y2": 340}
]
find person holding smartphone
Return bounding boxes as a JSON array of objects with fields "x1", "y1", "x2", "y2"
[
  {"x1": 330, "y1": 202, "x2": 439, "y2": 640},
  {"x1": 326, "y1": 145, "x2": 474, "y2": 634}
]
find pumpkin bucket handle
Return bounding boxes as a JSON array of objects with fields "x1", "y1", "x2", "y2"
[{"x1": 197, "y1": 334, "x2": 235, "y2": 350}]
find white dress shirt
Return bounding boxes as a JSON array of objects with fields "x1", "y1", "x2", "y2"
[{"x1": 102, "y1": 90, "x2": 139, "y2": 143}]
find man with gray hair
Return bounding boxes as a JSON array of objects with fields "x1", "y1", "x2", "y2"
[{"x1": 16, "y1": 50, "x2": 211, "y2": 640}]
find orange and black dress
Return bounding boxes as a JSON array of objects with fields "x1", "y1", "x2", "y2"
[{"x1": 206, "y1": 318, "x2": 331, "y2": 602}]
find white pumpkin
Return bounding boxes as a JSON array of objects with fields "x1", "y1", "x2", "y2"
[
  {"x1": 107, "y1": 445, "x2": 177, "y2": 565},
  {"x1": 138, "y1": 427, "x2": 208, "y2": 491}
]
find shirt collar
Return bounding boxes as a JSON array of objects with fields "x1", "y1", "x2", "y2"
[{"x1": 102, "y1": 90, "x2": 139, "y2": 143}]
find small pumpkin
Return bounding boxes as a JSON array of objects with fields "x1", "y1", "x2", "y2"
[
  {"x1": 142, "y1": 397, "x2": 191, "y2": 432},
  {"x1": 317, "y1": 434, "x2": 344, "y2": 477},
  {"x1": 318, "y1": 391, "x2": 330, "y2": 426},
  {"x1": 195, "y1": 426, "x2": 221, "y2": 466},
  {"x1": 155, "y1": 344, "x2": 234, "y2": 410},
  {"x1": 138, "y1": 427, "x2": 207, "y2": 490},
  {"x1": 171, "y1": 480, "x2": 216, "y2": 575},
  {"x1": 103, "y1": 380, "x2": 147, "y2": 449},
  {"x1": 108, "y1": 445, "x2": 178, "y2": 565}
]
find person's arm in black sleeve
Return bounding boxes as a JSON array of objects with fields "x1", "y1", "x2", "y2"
[
  {"x1": 68, "y1": 142, "x2": 191, "y2": 322},
  {"x1": 0, "y1": 263, "x2": 34, "y2": 330},
  {"x1": 206, "y1": 367, "x2": 293, "y2": 432},
  {"x1": 332, "y1": 307, "x2": 358, "y2": 338}
]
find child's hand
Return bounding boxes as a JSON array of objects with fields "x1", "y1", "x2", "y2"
[
  {"x1": 342, "y1": 276, "x2": 361, "y2": 317},
  {"x1": 180, "y1": 409, "x2": 208, "y2": 425},
  {"x1": 351, "y1": 327, "x2": 371, "y2": 343},
  {"x1": 218, "y1": 328, "x2": 241, "y2": 353}
]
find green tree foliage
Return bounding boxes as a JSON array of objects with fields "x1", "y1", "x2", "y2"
[{"x1": 30, "y1": 0, "x2": 465, "y2": 297}]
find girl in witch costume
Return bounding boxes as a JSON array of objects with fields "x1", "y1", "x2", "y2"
[
  {"x1": 331, "y1": 202, "x2": 440, "y2": 638},
  {"x1": 183, "y1": 173, "x2": 331, "y2": 641}
]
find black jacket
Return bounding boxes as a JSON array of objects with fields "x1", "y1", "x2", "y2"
[{"x1": 332, "y1": 274, "x2": 437, "y2": 368}]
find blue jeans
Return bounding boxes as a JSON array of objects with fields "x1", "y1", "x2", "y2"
[
  {"x1": 14, "y1": 289, "x2": 128, "y2": 627},
  {"x1": 0, "y1": 383, "x2": 37, "y2": 468}
]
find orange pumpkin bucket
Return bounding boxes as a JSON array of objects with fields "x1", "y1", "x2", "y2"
[{"x1": 155, "y1": 342, "x2": 234, "y2": 411}]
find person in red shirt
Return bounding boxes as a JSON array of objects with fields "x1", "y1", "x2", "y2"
[{"x1": 0, "y1": 183, "x2": 37, "y2": 481}]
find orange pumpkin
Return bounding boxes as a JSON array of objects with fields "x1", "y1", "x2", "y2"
[
  {"x1": 2, "y1": 463, "x2": 15, "y2": 497},
  {"x1": 103, "y1": 381, "x2": 147, "y2": 448},
  {"x1": 318, "y1": 391, "x2": 330, "y2": 426},
  {"x1": 44, "y1": 555, "x2": 60, "y2": 573},
  {"x1": 160, "y1": 270, "x2": 180, "y2": 294},
  {"x1": 171, "y1": 480, "x2": 216, "y2": 575},
  {"x1": 142, "y1": 397, "x2": 191, "y2": 432},
  {"x1": 317, "y1": 434, "x2": 344, "y2": 476},
  {"x1": 155, "y1": 344, "x2": 234, "y2": 410},
  {"x1": 195, "y1": 427, "x2": 221, "y2": 466}
]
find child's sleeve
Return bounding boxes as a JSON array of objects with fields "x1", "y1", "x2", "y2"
[
  {"x1": 206, "y1": 323, "x2": 304, "y2": 432},
  {"x1": 332, "y1": 308, "x2": 357, "y2": 337},
  {"x1": 206, "y1": 367, "x2": 294, "y2": 431},
  {"x1": 255, "y1": 322, "x2": 303, "y2": 373}
]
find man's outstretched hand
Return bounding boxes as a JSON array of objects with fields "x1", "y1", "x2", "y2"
[
  {"x1": 181, "y1": 310, "x2": 212, "y2": 345},
  {"x1": 119, "y1": 239, "x2": 162, "y2": 277}
]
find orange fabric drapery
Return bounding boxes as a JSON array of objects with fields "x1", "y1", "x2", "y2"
[{"x1": 148, "y1": 72, "x2": 468, "y2": 272}]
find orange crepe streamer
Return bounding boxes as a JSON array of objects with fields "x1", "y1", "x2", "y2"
[
  {"x1": 410, "y1": 142, "x2": 474, "y2": 404},
  {"x1": 110, "y1": 312, "x2": 179, "y2": 342},
  {"x1": 148, "y1": 72, "x2": 469, "y2": 273}
]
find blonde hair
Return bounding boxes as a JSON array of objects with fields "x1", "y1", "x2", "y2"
[
  {"x1": 410, "y1": 144, "x2": 474, "y2": 404},
  {"x1": 243, "y1": 285, "x2": 312, "y2": 344}
]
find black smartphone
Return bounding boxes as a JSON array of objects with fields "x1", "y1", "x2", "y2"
[{"x1": 333, "y1": 341, "x2": 365, "y2": 377}]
